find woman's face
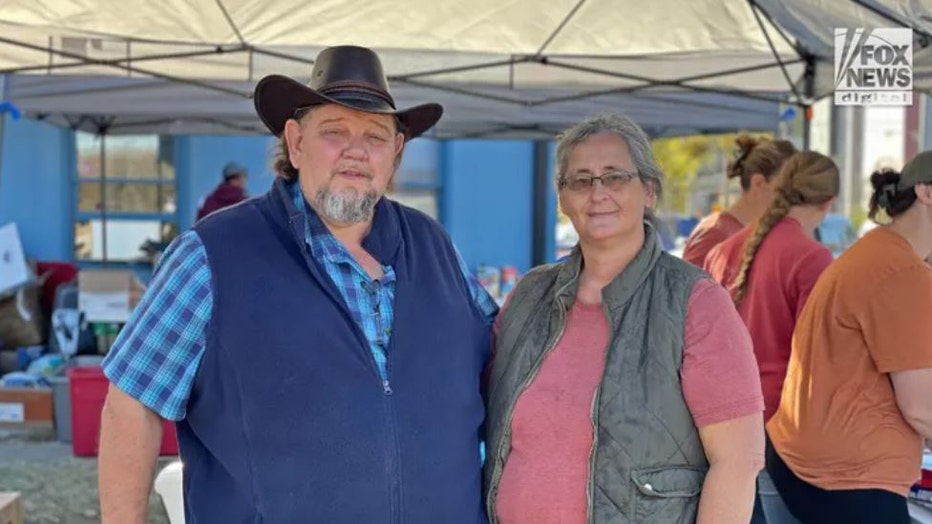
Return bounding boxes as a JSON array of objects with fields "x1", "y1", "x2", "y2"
[{"x1": 558, "y1": 132, "x2": 655, "y2": 245}]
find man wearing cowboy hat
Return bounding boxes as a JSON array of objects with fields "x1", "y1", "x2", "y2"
[{"x1": 97, "y1": 45, "x2": 498, "y2": 524}]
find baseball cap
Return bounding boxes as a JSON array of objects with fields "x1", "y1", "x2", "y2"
[
  {"x1": 897, "y1": 150, "x2": 932, "y2": 190},
  {"x1": 222, "y1": 162, "x2": 248, "y2": 179}
]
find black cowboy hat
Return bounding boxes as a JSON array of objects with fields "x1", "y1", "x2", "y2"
[{"x1": 253, "y1": 45, "x2": 443, "y2": 140}]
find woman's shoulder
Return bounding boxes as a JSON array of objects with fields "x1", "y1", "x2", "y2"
[
  {"x1": 502, "y1": 261, "x2": 566, "y2": 310},
  {"x1": 657, "y1": 250, "x2": 710, "y2": 281},
  {"x1": 515, "y1": 260, "x2": 565, "y2": 288}
]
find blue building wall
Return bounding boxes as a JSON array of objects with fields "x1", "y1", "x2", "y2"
[
  {"x1": 0, "y1": 115, "x2": 74, "y2": 261},
  {"x1": 175, "y1": 135, "x2": 278, "y2": 230},
  {"x1": 545, "y1": 141, "x2": 558, "y2": 264},
  {"x1": 440, "y1": 140, "x2": 535, "y2": 273},
  {"x1": 1, "y1": 117, "x2": 554, "y2": 273}
]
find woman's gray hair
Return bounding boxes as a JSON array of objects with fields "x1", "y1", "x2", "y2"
[{"x1": 555, "y1": 114, "x2": 664, "y2": 203}]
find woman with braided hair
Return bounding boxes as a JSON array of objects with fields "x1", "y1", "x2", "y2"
[
  {"x1": 765, "y1": 150, "x2": 932, "y2": 523},
  {"x1": 704, "y1": 151, "x2": 840, "y2": 523}
]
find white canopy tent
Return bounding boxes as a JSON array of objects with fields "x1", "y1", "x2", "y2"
[
  {"x1": 0, "y1": 0, "x2": 930, "y2": 139},
  {"x1": 0, "y1": 1, "x2": 930, "y2": 265}
]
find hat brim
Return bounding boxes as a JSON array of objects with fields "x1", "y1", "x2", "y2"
[{"x1": 254, "y1": 75, "x2": 442, "y2": 140}]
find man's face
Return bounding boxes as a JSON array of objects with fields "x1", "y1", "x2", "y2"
[
  {"x1": 228, "y1": 174, "x2": 247, "y2": 188},
  {"x1": 284, "y1": 104, "x2": 404, "y2": 225}
]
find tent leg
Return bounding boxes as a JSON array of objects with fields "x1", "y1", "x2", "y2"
[
  {"x1": 0, "y1": 74, "x2": 6, "y2": 204},
  {"x1": 803, "y1": 110, "x2": 811, "y2": 150},
  {"x1": 531, "y1": 141, "x2": 550, "y2": 267},
  {"x1": 832, "y1": 106, "x2": 865, "y2": 217},
  {"x1": 802, "y1": 57, "x2": 816, "y2": 150}
]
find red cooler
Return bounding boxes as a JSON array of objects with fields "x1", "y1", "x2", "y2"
[{"x1": 67, "y1": 366, "x2": 179, "y2": 457}]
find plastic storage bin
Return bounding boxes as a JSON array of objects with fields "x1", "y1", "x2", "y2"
[
  {"x1": 49, "y1": 357, "x2": 109, "y2": 443},
  {"x1": 48, "y1": 375, "x2": 71, "y2": 442},
  {"x1": 67, "y1": 366, "x2": 178, "y2": 456}
]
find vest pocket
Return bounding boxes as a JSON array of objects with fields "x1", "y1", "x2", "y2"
[
  {"x1": 630, "y1": 466, "x2": 706, "y2": 498},
  {"x1": 629, "y1": 466, "x2": 706, "y2": 522}
]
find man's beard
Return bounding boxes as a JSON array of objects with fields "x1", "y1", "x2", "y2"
[{"x1": 314, "y1": 186, "x2": 379, "y2": 224}]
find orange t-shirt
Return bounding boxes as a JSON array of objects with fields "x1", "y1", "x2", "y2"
[
  {"x1": 767, "y1": 227, "x2": 932, "y2": 496},
  {"x1": 682, "y1": 211, "x2": 744, "y2": 267}
]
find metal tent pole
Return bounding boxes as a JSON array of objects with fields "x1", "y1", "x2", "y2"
[{"x1": 0, "y1": 74, "x2": 7, "y2": 206}]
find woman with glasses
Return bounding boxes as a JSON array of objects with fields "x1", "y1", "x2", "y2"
[{"x1": 483, "y1": 114, "x2": 765, "y2": 524}]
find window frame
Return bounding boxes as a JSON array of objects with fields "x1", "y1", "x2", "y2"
[{"x1": 74, "y1": 132, "x2": 177, "y2": 264}]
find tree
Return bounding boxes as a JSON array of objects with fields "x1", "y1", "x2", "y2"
[{"x1": 652, "y1": 134, "x2": 736, "y2": 214}]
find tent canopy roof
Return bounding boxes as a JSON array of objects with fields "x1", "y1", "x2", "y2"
[{"x1": 1, "y1": 0, "x2": 930, "y2": 137}]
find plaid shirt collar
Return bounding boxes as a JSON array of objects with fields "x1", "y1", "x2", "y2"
[{"x1": 287, "y1": 181, "x2": 398, "y2": 271}]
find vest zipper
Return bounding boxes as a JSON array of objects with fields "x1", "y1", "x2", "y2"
[
  {"x1": 384, "y1": 389, "x2": 401, "y2": 524},
  {"x1": 586, "y1": 302, "x2": 613, "y2": 524},
  {"x1": 290, "y1": 204, "x2": 402, "y2": 520},
  {"x1": 487, "y1": 279, "x2": 575, "y2": 524},
  {"x1": 383, "y1": 345, "x2": 402, "y2": 524},
  {"x1": 587, "y1": 371, "x2": 605, "y2": 523}
]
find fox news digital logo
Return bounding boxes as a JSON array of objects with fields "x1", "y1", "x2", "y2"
[{"x1": 835, "y1": 28, "x2": 913, "y2": 106}]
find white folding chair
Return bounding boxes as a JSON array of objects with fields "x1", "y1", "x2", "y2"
[{"x1": 154, "y1": 461, "x2": 185, "y2": 524}]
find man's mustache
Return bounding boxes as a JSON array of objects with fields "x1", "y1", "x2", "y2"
[{"x1": 332, "y1": 166, "x2": 373, "y2": 180}]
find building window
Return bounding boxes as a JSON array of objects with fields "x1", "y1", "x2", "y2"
[
  {"x1": 387, "y1": 139, "x2": 440, "y2": 219},
  {"x1": 74, "y1": 133, "x2": 177, "y2": 262}
]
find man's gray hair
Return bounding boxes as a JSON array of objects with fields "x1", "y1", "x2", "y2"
[{"x1": 555, "y1": 114, "x2": 664, "y2": 203}]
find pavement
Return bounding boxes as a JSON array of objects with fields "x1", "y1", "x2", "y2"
[{"x1": 0, "y1": 427, "x2": 171, "y2": 523}]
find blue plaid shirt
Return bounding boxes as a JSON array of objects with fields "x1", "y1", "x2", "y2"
[{"x1": 103, "y1": 185, "x2": 498, "y2": 421}]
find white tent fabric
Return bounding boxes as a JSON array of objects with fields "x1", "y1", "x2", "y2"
[
  {"x1": 760, "y1": 0, "x2": 932, "y2": 96},
  {"x1": 0, "y1": 0, "x2": 929, "y2": 137}
]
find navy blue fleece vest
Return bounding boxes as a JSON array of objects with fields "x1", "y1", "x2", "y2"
[{"x1": 181, "y1": 179, "x2": 490, "y2": 523}]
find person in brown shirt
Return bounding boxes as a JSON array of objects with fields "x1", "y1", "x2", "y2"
[
  {"x1": 682, "y1": 134, "x2": 796, "y2": 267},
  {"x1": 767, "y1": 150, "x2": 932, "y2": 523}
]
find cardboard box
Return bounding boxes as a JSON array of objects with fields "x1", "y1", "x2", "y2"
[
  {"x1": 0, "y1": 492, "x2": 24, "y2": 524},
  {"x1": 0, "y1": 388, "x2": 53, "y2": 430},
  {"x1": 0, "y1": 224, "x2": 32, "y2": 299},
  {"x1": 78, "y1": 269, "x2": 145, "y2": 323}
]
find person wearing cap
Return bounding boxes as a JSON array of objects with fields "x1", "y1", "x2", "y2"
[
  {"x1": 766, "y1": 150, "x2": 932, "y2": 522},
  {"x1": 195, "y1": 161, "x2": 250, "y2": 221},
  {"x1": 97, "y1": 45, "x2": 498, "y2": 524}
]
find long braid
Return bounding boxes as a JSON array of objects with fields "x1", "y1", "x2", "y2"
[
  {"x1": 731, "y1": 191, "x2": 794, "y2": 305},
  {"x1": 730, "y1": 151, "x2": 841, "y2": 306}
]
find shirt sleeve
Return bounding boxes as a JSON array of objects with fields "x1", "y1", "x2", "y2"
[
  {"x1": 862, "y1": 265, "x2": 932, "y2": 373},
  {"x1": 683, "y1": 226, "x2": 727, "y2": 267},
  {"x1": 453, "y1": 244, "x2": 500, "y2": 326},
  {"x1": 701, "y1": 243, "x2": 728, "y2": 285},
  {"x1": 681, "y1": 279, "x2": 764, "y2": 428},
  {"x1": 102, "y1": 230, "x2": 213, "y2": 421}
]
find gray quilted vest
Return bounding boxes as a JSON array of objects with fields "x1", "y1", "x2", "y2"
[{"x1": 484, "y1": 225, "x2": 709, "y2": 523}]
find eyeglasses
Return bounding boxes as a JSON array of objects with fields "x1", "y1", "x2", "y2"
[{"x1": 559, "y1": 170, "x2": 639, "y2": 193}]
